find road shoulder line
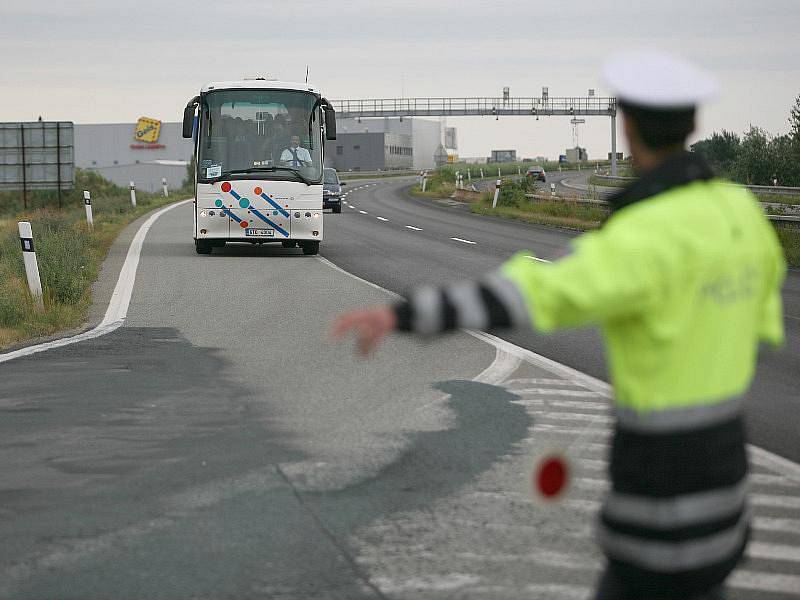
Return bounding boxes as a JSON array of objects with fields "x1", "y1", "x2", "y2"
[{"x1": 0, "y1": 199, "x2": 192, "y2": 364}]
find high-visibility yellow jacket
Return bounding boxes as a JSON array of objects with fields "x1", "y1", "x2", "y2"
[{"x1": 502, "y1": 178, "x2": 785, "y2": 415}]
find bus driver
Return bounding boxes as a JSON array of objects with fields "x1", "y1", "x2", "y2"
[{"x1": 280, "y1": 135, "x2": 312, "y2": 168}]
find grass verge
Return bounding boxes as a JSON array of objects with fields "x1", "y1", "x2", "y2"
[
  {"x1": 0, "y1": 170, "x2": 187, "y2": 350},
  {"x1": 776, "y1": 228, "x2": 800, "y2": 268}
]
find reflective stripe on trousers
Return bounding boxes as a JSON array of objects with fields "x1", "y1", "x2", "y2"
[
  {"x1": 598, "y1": 508, "x2": 750, "y2": 572},
  {"x1": 614, "y1": 394, "x2": 744, "y2": 434},
  {"x1": 603, "y1": 481, "x2": 748, "y2": 529}
]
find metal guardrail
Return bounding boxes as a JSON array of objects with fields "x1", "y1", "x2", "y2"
[
  {"x1": 523, "y1": 194, "x2": 799, "y2": 227},
  {"x1": 331, "y1": 96, "x2": 617, "y2": 119},
  {"x1": 337, "y1": 169, "x2": 419, "y2": 179},
  {"x1": 741, "y1": 184, "x2": 800, "y2": 197},
  {"x1": 592, "y1": 173, "x2": 800, "y2": 197}
]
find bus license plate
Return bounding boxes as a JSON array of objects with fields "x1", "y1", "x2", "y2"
[{"x1": 245, "y1": 228, "x2": 274, "y2": 237}]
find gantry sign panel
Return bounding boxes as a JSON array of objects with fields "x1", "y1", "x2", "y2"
[
  {"x1": 0, "y1": 122, "x2": 75, "y2": 191},
  {"x1": 331, "y1": 97, "x2": 617, "y2": 119}
]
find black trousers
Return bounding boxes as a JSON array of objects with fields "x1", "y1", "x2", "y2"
[{"x1": 593, "y1": 567, "x2": 727, "y2": 600}]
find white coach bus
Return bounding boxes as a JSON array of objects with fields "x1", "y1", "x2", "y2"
[{"x1": 182, "y1": 79, "x2": 337, "y2": 255}]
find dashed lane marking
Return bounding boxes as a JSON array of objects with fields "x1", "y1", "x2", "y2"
[
  {"x1": 376, "y1": 216, "x2": 389, "y2": 222},
  {"x1": 405, "y1": 226, "x2": 423, "y2": 231},
  {"x1": 525, "y1": 255, "x2": 551, "y2": 263},
  {"x1": 359, "y1": 210, "x2": 368, "y2": 214},
  {"x1": 451, "y1": 237, "x2": 476, "y2": 245}
]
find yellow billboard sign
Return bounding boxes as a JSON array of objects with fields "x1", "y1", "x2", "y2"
[{"x1": 134, "y1": 117, "x2": 162, "y2": 144}]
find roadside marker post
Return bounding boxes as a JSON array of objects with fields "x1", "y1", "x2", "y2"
[
  {"x1": 18, "y1": 221, "x2": 44, "y2": 311},
  {"x1": 467, "y1": 168, "x2": 471, "y2": 182},
  {"x1": 550, "y1": 182, "x2": 556, "y2": 196},
  {"x1": 498, "y1": 167, "x2": 501, "y2": 178},
  {"x1": 492, "y1": 179, "x2": 502, "y2": 208},
  {"x1": 421, "y1": 172, "x2": 427, "y2": 192},
  {"x1": 83, "y1": 190, "x2": 94, "y2": 229},
  {"x1": 518, "y1": 166, "x2": 521, "y2": 175},
  {"x1": 129, "y1": 181, "x2": 137, "y2": 208},
  {"x1": 480, "y1": 168, "x2": 484, "y2": 179},
  {"x1": 162, "y1": 178, "x2": 169, "y2": 197}
]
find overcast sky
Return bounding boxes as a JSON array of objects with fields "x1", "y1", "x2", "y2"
[{"x1": 3, "y1": 0, "x2": 799, "y2": 159}]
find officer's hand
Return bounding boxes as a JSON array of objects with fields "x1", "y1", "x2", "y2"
[{"x1": 331, "y1": 306, "x2": 397, "y2": 357}]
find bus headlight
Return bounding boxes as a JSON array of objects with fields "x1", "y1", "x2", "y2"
[{"x1": 313, "y1": 213, "x2": 320, "y2": 218}]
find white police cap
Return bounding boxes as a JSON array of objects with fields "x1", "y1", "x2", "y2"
[{"x1": 601, "y1": 51, "x2": 717, "y2": 109}]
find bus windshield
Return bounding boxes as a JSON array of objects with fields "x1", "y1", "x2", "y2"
[{"x1": 197, "y1": 88, "x2": 323, "y2": 184}]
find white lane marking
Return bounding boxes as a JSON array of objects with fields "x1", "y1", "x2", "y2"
[
  {"x1": 372, "y1": 574, "x2": 481, "y2": 594},
  {"x1": 514, "y1": 387, "x2": 602, "y2": 397},
  {"x1": 405, "y1": 225, "x2": 423, "y2": 231},
  {"x1": 314, "y1": 257, "x2": 800, "y2": 477},
  {"x1": 512, "y1": 399, "x2": 609, "y2": 411},
  {"x1": 748, "y1": 542, "x2": 800, "y2": 562},
  {"x1": 506, "y1": 377, "x2": 581, "y2": 387},
  {"x1": 525, "y1": 255, "x2": 551, "y2": 263},
  {"x1": 451, "y1": 237, "x2": 476, "y2": 245},
  {"x1": 376, "y1": 216, "x2": 389, "y2": 222},
  {"x1": 315, "y1": 256, "x2": 401, "y2": 300},
  {"x1": 359, "y1": 210, "x2": 368, "y2": 215},
  {"x1": 750, "y1": 446, "x2": 800, "y2": 484},
  {"x1": 753, "y1": 516, "x2": 800, "y2": 535},
  {"x1": 750, "y1": 473, "x2": 797, "y2": 488},
  {"x1": 533, "y1": 412, "x2": 614, "y2": 424},
  {"x1": 728, "y1": 571, "x2": 800, "y2": 594},
  {"x1": 0, "y1": 199, "x2": 192, "y2": 365},
  {"x1": 751, "y1": 493, "x2": 800, "y2": 509},
  {"x1": 524, "y1": 584, "x2": 591, "y2": 599},
  {"x1": 349, "y1": 205, "x2": 357, "y2": 209}
]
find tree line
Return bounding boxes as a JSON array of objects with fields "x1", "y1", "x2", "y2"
[{"x1": 690, "y1": 94, "x2": 800, "y2": 186}]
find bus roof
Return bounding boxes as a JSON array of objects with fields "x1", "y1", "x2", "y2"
[{"x1": 201, "y1": 80, "x2": 320, "y2": 95}]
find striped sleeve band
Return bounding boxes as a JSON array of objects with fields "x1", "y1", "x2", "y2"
[{"x1": 393, "y1": 273, "x2": 530, "y2": 334}]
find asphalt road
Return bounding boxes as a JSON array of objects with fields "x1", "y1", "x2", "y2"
[
  {"x1": 328, "y1": 177, "x2": 800, "y2": 465},
  {"x1": 0, "y1": 190, "x2": 798, "y2": 599}
]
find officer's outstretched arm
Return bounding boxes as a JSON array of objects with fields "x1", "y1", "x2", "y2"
[
  {"x1": 331, "y1": 273, "x2": 530, "y2": 356},
  {"x1": 332, "y1": 225, "x2": 659, "y2": 355},
  {"x1": 501, "y1": 227, "x2": 661, "y2": 331}
]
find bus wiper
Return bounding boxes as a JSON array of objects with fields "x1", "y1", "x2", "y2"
[
  {"x1": 268, "y1": 166, "x2": 314, "y2": 186},
  {"x1": 208, "y1": 166, "x2": 314, "y2": 186},
  {"x1": 209, "y1": 167, "x2": 273, "y2": 181}
]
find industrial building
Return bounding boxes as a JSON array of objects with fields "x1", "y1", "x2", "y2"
[
  {"x1": 566, "y1": 146, "x2": 588, "y2": 163},
  {"x1": 324, "y1": 117, "x2": 444, "y2": 172},
  {"x1": 74, "y1": 121, "x2": 192, "y2": 192}
]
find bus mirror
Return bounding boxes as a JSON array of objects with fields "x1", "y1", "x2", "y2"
[
  {"x1": 324, "y1": 108, "x2": 337, "y2": 140},
  {"x1": 182, "y1": 104, "x2": 195, "y2": 138}
]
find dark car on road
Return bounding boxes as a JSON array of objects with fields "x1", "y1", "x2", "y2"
[
  {"x1": 526, "y1": 166, "x2": 546, "y2": 182},
  {"x1": 323, "y1": 168, "x2": 346, "y2": 213}
]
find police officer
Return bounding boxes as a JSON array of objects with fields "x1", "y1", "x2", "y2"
[{"x1": 332, "y1": 52, "x2": 786, "y2": 599}]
